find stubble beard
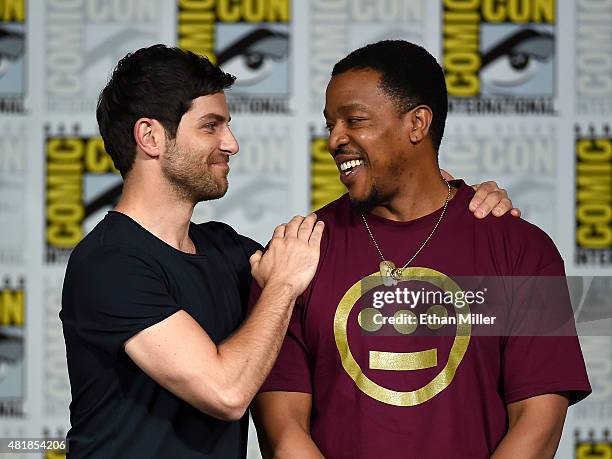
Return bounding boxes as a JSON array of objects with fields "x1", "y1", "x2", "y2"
[
  {"x1": 350, "y1": 158, "x2": 405, "y2": 214},
  {"x1": 162, "y1": 140, "x2": 228, "y2": 204},
  {"x1": 350, "y1": 184, "x2": 382, "y2": 214}
]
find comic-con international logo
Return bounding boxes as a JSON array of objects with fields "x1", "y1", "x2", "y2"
[
  {"x1": 309, "y1": 0, "x2": 424, "y2": 113},
  {"x1": 443, "y1": 0, "x2": 556, "y2": 115},
  {"x1": 310, "y1": 126, "x2": 344, "y2": 211},
  {"x1": 45, "y1": 125, "x2": 122, "y2": 264},
  {"x1": 442, "y1": 122, "x2": 556, "y2": 233},
  {"x1": 0, "y1": 277, "x2": 24, "y2": 418},
  {"x1": 575, "y1": 124, "x2": 612, "y2": 266},
  {"x1": 45, "y1": 0, "x2": 162, "y2": 113},
  {"x1": 575, "y1": 0, "x2": 612, "y2": 115},
  {"x1": 44, "y1": 277, "x2": 70, "y2": 418},
  {"x1": 575, "y1": 430, "x2": 612, "y2": 459},
  {"x1": 0, "y1": 0, "x2": 25, "y2": 113},
  {"x1": 177, "y1": 0, "x2": 291, "y2": 114},
  {"x1": 0, "y1": 125, "x2": 26, "y2": 264},
  {"x1": 43, "y1": 428, "x2": 67, "y2": 459}
]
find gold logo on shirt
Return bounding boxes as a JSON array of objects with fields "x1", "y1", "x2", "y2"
[{"x1": 333, "y1": 267, "x2": 471, "y2": 406}]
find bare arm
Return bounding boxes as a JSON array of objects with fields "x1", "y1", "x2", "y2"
[
  {"x1": 253, "y1": 391, "x2": 323, "y2": 459},
  {"x1": 491, "y1": 394, "x2": 569, "y2": 459},
  {"x1": 124, "y1": 214, "x2": 324, "y2": 421}
]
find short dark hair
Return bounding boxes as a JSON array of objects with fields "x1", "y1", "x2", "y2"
[
  {"x1": 97, "y1": 45, "x2": 236, "y2": 177},
  {"x1": 332, "y1": 40, "x2": 448, "y2": 151}
]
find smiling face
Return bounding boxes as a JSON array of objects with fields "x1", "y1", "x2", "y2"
[
  {"x1": 334, "y1": 268, "x2": 472, "y2": 406},
  {"x1": 162, "y1": 92, "x2": 239, "y2": 203},
  {"x1": 324, "y1": 69, "x2": 413, "y2": 212}
]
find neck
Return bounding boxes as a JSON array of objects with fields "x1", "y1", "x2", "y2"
[
  {"x1": 114, "y1": 173, "x2": 197, "y2": 254},
  {"x1": 370, "y1": 167, "x2": 456, "y2": 222}
]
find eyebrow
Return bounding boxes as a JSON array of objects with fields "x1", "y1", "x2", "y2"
[
  {"x1": 198, "y1": 113, "x2": 231, "y2": 123},
  {"x1": 323, "y1": 103, "x2": 370, "y2": 118}
]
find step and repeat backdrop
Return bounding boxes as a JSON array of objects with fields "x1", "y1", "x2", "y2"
[{"x1": 0, "y1": 0, "x2": 610, "y2": 458}]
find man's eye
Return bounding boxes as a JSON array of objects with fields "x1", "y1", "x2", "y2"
[
  {"x1": 204, "y1": 123, "x2": 217, "y2": 130},
  {"x1": 348, "y1": 118, "x2": 365, "y2": 124}
]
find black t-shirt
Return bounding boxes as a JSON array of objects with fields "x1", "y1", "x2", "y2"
[{"x1": 60, "y1": 211, "x2": 261, "y2": 458}]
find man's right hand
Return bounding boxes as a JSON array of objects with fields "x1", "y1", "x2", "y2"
[{"x1": 249, "y1": 214, "x2": 324, "y2": 297}]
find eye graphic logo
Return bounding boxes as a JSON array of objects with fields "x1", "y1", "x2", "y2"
[
  {"x1": 217, "y1": 23, "x2": 290, "y2": 114},
  {"x1": 443, "y1": 0, "x2": 556, "y2": 115},
  {"x1": 0, "y1": 28, "x2": 23, "y2": 78},
  {"x1": 0, "y1": 276, "x2": 24, "y2": 418},
  {"x1": 177, "y1": 0, "x2": 291, "y2": 114},
  {"x1": 0, "y1": 0, "x2": 25, "y2": 113},
  {"x1": 218, "y1": 27, "x2": 289, "y2": 92},
  {"x1": 480, "y1": 26, "x2": 554, "y2": 97},
  {"x1": 334, "y1": 267, "x2": 471, "y2": 406}
]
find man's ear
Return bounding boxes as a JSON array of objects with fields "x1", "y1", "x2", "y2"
[
  {"x1": 134, "y1": 118, "x2": 166, "y2": 158},
  {"x1": 408, "y1": 106, "x2": 433, "y2": 144}
]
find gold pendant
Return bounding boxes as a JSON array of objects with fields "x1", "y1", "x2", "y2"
[
  {"x1": 391, "y1": 268, "x2": 403, "y2": 281},
  {"x1": 380, "y1": 261, "x2": 398, "y2": 286}
]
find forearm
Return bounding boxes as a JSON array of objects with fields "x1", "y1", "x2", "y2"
[
  {"x1": 492, "y1": 395, "x2": 568, "y2": 459},
  {"x1": 492, "y1": 422, "x2": 562, "y2": 459},
  {"x1": 254, "y1": 392, "x2": 323, "y2": 459},
  {"x1": 214, "y1": 283, "x2": 297, "y2": 415},
  {"x1": 126, "y1": 284, "x2": 301, "y2": 421},
  {"x1": 262, "y1": 427, "x2": 323, "y2": 459}
]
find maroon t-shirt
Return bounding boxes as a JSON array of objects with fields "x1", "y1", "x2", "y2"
[{"x1": 256, "y1": 181, "x2": 590, "y2": 459}]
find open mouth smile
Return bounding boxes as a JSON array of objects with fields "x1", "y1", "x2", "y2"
[{"x1": 339, "y1": 159, "x2": 364, "y2": 176}]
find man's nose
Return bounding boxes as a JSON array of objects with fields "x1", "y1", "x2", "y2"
[
  {"x1": 328, "y1": 123, "x2": 349, "y2": 154},
  {"x1": 221, "y1": 126, "x2": 239, "y2": 156}
]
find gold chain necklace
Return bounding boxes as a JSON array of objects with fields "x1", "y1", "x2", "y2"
[{"x1": 361, "y1": 181, "x2": 452, "y2": 285}]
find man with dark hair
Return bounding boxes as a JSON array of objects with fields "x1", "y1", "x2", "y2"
[
  {"x1": 331, "y1": 39, "x2": 448, "y2": 153},
  {"x1": 61, "y1": 43, "x2": 519, "y2": 458},
  {"x1": 253, "y1": 41, "x2": 590, "y2": 458},
  {"x1": 96, "y1": 44, "x2": 238, "y2": 178},
  {"x1": 61, "y1": 45, "x2": 325, "y2": 458}
]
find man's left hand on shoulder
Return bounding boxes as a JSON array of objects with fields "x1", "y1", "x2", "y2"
[{"x1": 441, "y1": 169, "x2": 521, "y2": 219}]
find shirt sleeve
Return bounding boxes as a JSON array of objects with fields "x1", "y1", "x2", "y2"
[
  {"x1": 63, "y1": 246, "x2": 181, "y2": 354},
  {"x1": 501, "y1": 258, "x2": 592, "y2": 406},
  {"x1": 235, "y1": 234, "x2": 263, "y2": 312},
  {"x1": 206, "y1": 221, "x2": 262, "y2": 313},
  {"x1": 247, "y1": 282, "x2": 313, "y2": 394},
  {"x1": 238, "y1": 234, "x2": 263, "y2": 259}
]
